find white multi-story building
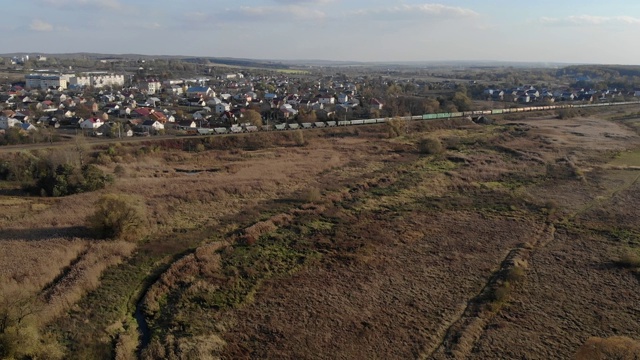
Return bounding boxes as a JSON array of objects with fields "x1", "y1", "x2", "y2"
[
  {"x1": 140, "y1": 80, "x2": 162, "y2": 94},
  {"x1": 69, "y1": 73, "x2": 125, "y2": 88},
  {"x1": 25, "y1": 73, "x2": 70, "y2": 90}
]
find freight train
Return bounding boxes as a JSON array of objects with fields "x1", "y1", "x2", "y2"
[{"x1": 193, "y1": 101, "x2": 640, "y2": 135}]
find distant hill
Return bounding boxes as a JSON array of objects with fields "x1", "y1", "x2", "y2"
[{"x1": 0, "y1": 52, "x2": 580, "y2": 69}]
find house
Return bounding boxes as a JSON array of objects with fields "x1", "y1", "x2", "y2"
[
  {"x1": 215, "y1": 103, "x2": 231, "y2": 114},
  {"x1": 20, "y1": 123, "x2": 37, "y2": 131},
  {"x1": 220, "y1": 111, "x2": 236, "y2": 122},
  {"x1": 131, "y1": 108, "x2": 152, "y2": 118},
  {"x1": 518, "y1": 95, "x2": 531, "y2": 103},
  {"x1": 491, "y1": 90, "x2": 505, "y2": 101},
  {"x1": 206, "y1": 97, "x2": 223, "y2": 107},
  {"x1": 233, "y1": 93, "x2": 252, "y2": 103},
  {"x1": 318, "y1": 95, "x2": 335, "y2": 104},
  {"x1": 177, "y1": 120, "x2": 197, "y2": 129},
  {"x1": 140, "y1": 120, "x2": 164, "y2": 132},
  {"x1": 146, "y1": 97, "x2": 162, "y2": 107},
  {"x1": 286, "y1": 94, "x2": 299, "y2": 106},
  {"x1": 279, "y1": 104, "x2": 298, "y2": 119},
  {"x1": 169, "y1": 85, "x2": 184, "y2": 95},
  {"x1": 150, "y1": 111, "x2": 168, "y2": 123},
  {"x1": 80, "y1": 117, "x2": 103, "y2": 129},
  {"x1": 187, "y1": 98, "x2": 206, "y2": 107},
  {"x1": 186, "y1": 86, "x2": 215, "y2": 97},
  {"x1": 337, "y1": 93, "x2": 349, "y2": 104},
  {"x1": 0, "y1": 117, "x2": 22, "y2": 130},
  {"x1": 369, "y1": 98, "x2": 384, "y2": 111}
]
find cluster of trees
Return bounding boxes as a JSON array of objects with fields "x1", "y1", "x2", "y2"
[
  {"x1": 0, "y1": 127, "x2": 61, "y2": 146},
  {"x1": 0, "y1": 139, "x2": 112, "y2": 197}
]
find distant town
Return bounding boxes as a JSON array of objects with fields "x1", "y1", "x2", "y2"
[{"x1": 1, "y1": 54, "x2": 639, "y2": 142}]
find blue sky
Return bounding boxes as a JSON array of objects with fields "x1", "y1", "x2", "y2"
[{"x1": 3, "y1": 0, "x2": 639, "y2": 64}]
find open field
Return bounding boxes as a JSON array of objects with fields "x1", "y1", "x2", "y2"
[{"x1": 1, "y1": 112, "x2": 640, "y2": 359}]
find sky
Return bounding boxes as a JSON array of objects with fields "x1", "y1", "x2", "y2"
[{"x1": 2, "y1": 0, "x2": 639, "y2": 64}]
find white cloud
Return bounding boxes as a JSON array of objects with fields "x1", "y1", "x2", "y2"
[
  {"x1": 183, "y1": 5, "x2": 327, "y2": 26},
  {"x1": 272, "y1": 0, "x2": 335, "y2": 3},
  {"x1": 351, "y1": 3, "x2": 479, "y2": 19},
  {"x1": 40, "y1": 0, "x2": 124, "y2": 11},
  {"x1": 237, "y1": 5, "x2": 326, "y2": 20},
  {"x1": 30, "y1": 19, "x2": 54, "y2": 32},
  {"x1": 540, "y1": 15, "x2": 640, "y2": 26}
]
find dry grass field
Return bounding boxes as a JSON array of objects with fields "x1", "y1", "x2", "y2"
[{"x1": 1, "y1": 110, "x2": 640, "y2": 359}]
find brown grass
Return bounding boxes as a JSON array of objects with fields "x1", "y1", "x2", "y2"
[
  {"x1": 574, "y1": 336, "x2": 640, "y2": 359},
  {"x1": 40, "y1": 241, "x2": 136, "y2": 322}
]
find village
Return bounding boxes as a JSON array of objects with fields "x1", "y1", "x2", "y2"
[{"x1": 0, "y1": 56, "x2": 638, "y2": 141}]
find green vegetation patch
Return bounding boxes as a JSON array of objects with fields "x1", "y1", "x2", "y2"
[{"x1": 610, "y1": 150, "x2": 640, "y2": 167}]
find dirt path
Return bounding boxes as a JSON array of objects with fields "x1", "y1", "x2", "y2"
[{"x1": 426, "y1": 224, "x2": 555, "y2": 359}]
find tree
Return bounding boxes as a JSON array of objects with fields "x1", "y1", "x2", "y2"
[
  {"x1": 452, "y1": 91, "x2": 472, "y2": 112},
  {"x1": 422, "y1": 98, "x2": 440, "y2": 114},
  {"x1": 298, "y1": 109, "x2": 317, "y2": 123},
  {"x1": 243, "y1": 109, "x2": 262, "y2": 127},
  {"x1": 0, "y1": 284, "x2": 64, "y2": 359},
  {"x1": 86, "y1": 194, "x2": 148, "y2": 241}
]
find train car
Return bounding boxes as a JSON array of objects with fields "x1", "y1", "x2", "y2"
[
  {"x1": 376, "y1": 118, "x2": 387, "y2": 123},
  {"x1": 288, "y1": 123, "x2": 300, "y2": 130},
  {"x1": 244, "y1": 125, "x2": 258, "y2": 132},
  {"x1": 411, "y1": 115, "x2": 422, "y2": 120},
  {"x1": 451, "y1": 112, "x2": 464, "y2": 118},
  {"x1": 301, "y1": 123, "x2": 313, "y2": 129},
  {"x1": 275, "y1": 123, "x2": 287, "y2": 130},
  {"x1": 314, "y1": 122, "x2": 326, "y2": 128},
  {"x1": 492, "y1": 109, "x2": 504, "y2": 115},
  {"x1": 363, "y1": 119, "x2": 377, "y2": 124},
  {"x1": 436, "y1": 113, "x2": 451, "y2": 119},
  {"x1": 326, "y1": 121, "x2": 337, "y2": 127},
  {"x1": 338, "y1": 120, "x2": 351, "y2": 126},
  {"x1": 197, "y1": 128, "x2": 213, "y2": 135},
  {"x1": 462, "y1": 111, "x2": 474, "y2": 116},
  {"x1": 230, "y1": 125, "x2": 243, "y2": 133},
  {"x1": 214, "y1": 127, "x2": 228, "y2": 134},
  {"x1": 423, "y1": 113, "x2": 438, "y2": 120}
]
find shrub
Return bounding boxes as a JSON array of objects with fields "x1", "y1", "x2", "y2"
[
  {"x1": 113, "y1": 164, "x2": 127, "y2": 177},
  {"x1": 443, "y1": 136, "x2": 461, "y2": 150},
  {"x1": 616, "y1": 250, "x2": 640, "y2": 269},
  {"x1": 302, "y1": 188, "x2": 322, "y2": 203},
  {"x1": 386, "y1": 117, "x2": 406, "y2": 138},
  {"x1": 507, "y1": 266, "x2": 525, "y2": 282},
  {"x1": 293, "y1": 129, "x2": 306, "y2": 146},
  {"x1": 86, "y1": 194, "x2": 148, "y2": 241},
  {"x1": 418, "y1": 137, "x2": 443, "y2": 155},
  {"x1": 557, "y1": 108, "x2": 578, "y2": 119},
  {"x1": 194, "y1": 143, "x2": 206, "y2": 153}
]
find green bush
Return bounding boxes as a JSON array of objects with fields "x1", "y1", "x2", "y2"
[
  {"x1": 86, "y1": 194, "x2": 148, "y2": 241},
  {"x1": 32, "y1": 164, "x2": 113, "y2": 197}
]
